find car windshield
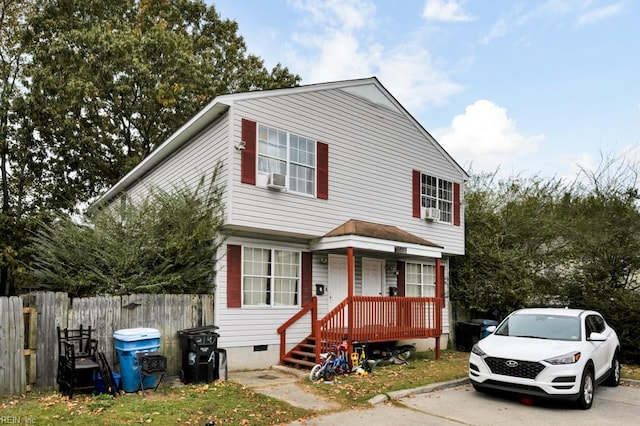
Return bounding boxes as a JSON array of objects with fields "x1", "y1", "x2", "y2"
[{"x1": 494, "y1": 313, "x2": 581, "y2": 341}]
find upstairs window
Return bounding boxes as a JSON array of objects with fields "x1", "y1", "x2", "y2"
[
  {"x1": 243, "y1": 247, "x2": 300, "y2": 307},
  {"x1": 257, "y1": 124, "x2": 316, "y2": 195},
  {"x1": 421, "y1": 174, "x2": 453, "y2": 223},
  {"x1": 405, "y1": 262, "x2": 436, "y2": 297}
]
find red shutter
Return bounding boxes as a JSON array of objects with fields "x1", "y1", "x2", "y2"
[
  {"x1": 301, "y1": 252, "x2": 313, "y2": 305},
  {"x1": 439, "y1": 264, "x2": 446, "y2": 308},
  {"x1": 412, "y1": 170, "x2": 421, "y2": 218},
  {"x1": 227, "y1": 244, "x2": 242, "y2": 307},
  {"x1": 241, "y1": 119, "x2": 256, "y2": 185},
  {"x1": 397, "y1": 261, "x2": 405, "y2": 297},
  {"x1": 317, "y1": 142, "x2": 329, "y2": 199},
  {"x1": 453, "y1": 182, "x2": 461, "y2": 226}
]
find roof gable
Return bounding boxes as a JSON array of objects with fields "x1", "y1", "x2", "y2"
[{"x1": 95, "y1": 76, "x2": 467, "y2": 206}]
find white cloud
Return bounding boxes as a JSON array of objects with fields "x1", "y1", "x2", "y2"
[
  {"x1": 515, "y1": 1, "x2": 625, "y2": 27},
  {"x1": 296, "y1": 30, "x2": 379, "y2": 82},
  {"x1": 434, "y1": 100, "x2": 544, "y2": 172},
  {"x1": 287, "y1": 0, "x2": 463, "y2": 110},
  {"x1": 566, "y1": 151, "x2": 596, "y2": 179},
  {"x1": 481, "y1": 19, "x2": 507, "y2": 45},
  {"x1": 289, "y1": 0, "x2": 376, "y2": 30},
  {"x1": 576, "y1": 2, "x2": 625, "y2": 26},
  {"x1": 377, "y1": 47, "x2": 464, "y2": 109},
  {"x1": 422, "y1": 0, "x2": 475, "y2": 22}
]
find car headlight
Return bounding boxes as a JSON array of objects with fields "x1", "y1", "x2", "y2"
[
  {"x1": 471, "y1": 344, "x2": 486, "y2": 357},
  {"x1": 545, "y1": 351, "x2": 581, "y2": 365}
]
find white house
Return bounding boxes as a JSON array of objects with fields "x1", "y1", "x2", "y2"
[{"x1": 96, "y1": 77, "x2": 468, "y2": 370}]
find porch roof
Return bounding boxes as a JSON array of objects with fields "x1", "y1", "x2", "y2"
[{"x1": 310, "y1": 219, "x2": 443, "y2": 258}]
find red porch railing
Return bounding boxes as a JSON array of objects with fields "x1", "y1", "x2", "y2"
[
  {"x1": 278, "y1": 295, "x2": 443, "y2": 365},
  {"x1": 276, "y1": 296, "x2": 318, "y2": 363}
]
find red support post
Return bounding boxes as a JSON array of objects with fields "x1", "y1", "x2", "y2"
[{"x1": 347, "y1": 246, "x2": 355, "y2": 355}]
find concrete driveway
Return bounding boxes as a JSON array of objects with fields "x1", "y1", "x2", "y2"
[
  {"x1": 399, "y1": 383, "x2": 640, "y2": 425},
  {"x1": 291, "y1": 383, "x2": 640, "y2": 425}
]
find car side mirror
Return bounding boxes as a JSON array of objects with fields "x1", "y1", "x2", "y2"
[
  {"x1": 486, "y1": 325, "x2": 496, "y2": 333},
  {"x1": 588, "y1": 332, "x2": 606, "y2": 341}
]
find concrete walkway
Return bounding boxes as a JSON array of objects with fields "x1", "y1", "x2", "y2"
[
  {"x1": 230, "y1": 365, "x2": 469, "y2": 411},
  {"x1": 229, "y1": 365, "x2": 341, "y2": 412}
]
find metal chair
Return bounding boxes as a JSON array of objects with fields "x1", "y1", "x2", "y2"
[
  {"x1": 59, "y1": 340, "x2": 100, "y2": 399},
  {"x1": 57, "y1": 325, "x2": 97, "y2": 392}
]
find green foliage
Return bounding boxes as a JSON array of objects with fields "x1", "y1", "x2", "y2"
[
  {"x1": 28, "y1": 167, "x2": 225, "y2": 296},
  {"x1": 451, "y1": 157, "x2": 640, "y2": 362},
  {"x1": 22, "y1": 0, "x2": 300, "y2": 204},
  {"x1": 450, "y1": 172, "x2": 567, "y2": 319},
  {"x1": 1, "y1": 0, "x2": 300, "y2": 294}
]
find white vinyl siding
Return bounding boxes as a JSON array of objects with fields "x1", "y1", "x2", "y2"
[
  {"x1": 107, "y1": 81, "x2": 461, "y2": 353},
  {"x1": 127, "y1": 117, "x2": 229, "y2": 206},
  {"x1": 229, "y1": 87, "x2": 465, "y2": 255},
  {"x1": 214, "y1": 237, "x2": 310, "y2": 349}
]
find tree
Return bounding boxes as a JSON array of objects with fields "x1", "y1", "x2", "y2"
[
  {"x1": 24, "y1": 0, "x2": 300, "y2": 206},
  {"x1": 450, "y1": 171, "x2": 568, "y2": 319},
  {"x1": 451, "y1": 157, "x2": 640, "y2": 362},
  {"x1": 0, "y1": 0, "x2": 300, "y2": 294},
  {"x1": 1, "y1": 0, "x2": 37, "y2": 295},
  {"x1": 29, "y1": 166, "x2": 225, "y2": 296}
]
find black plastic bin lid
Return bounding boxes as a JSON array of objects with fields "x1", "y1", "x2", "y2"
[{"x1": 178, "y1": 325, "x2": 219, "y2": 335}]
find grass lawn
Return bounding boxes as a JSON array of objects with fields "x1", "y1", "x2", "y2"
[{"x1": 1, "y1": 350, "x2": 638, "y2": 425}]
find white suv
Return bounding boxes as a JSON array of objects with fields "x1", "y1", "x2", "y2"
[{"x1": 469, "y1": 308, "x2": 621, "y2": 409}]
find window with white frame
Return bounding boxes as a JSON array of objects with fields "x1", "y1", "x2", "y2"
[
  {"x1": 243, "y1": 247, "x2": 300, "y2": 306},
  {"x1": 421, "y1": 174, "x2": 453, "y2": 223},
  {"x1": 257, "y1": 124, "x2": 316, "y2": 195},
  {"x1": 405, "y1": 262, "x2": 436, "y2": 297}
]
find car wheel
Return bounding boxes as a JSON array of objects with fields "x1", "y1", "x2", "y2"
[
  {"x1": 576, "y1": 367, "x2": 594, "y2": 410},
  {"x1": 604, "y1": 354, "x2": 621, "y2": 387}
]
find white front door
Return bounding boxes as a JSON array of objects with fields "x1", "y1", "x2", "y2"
[
  {"x1": 362, "y1": 258, "x2": 384, "y2": 296},
  {"x1": 328, "y1": 254, "x2": 349, "y2": 311}
]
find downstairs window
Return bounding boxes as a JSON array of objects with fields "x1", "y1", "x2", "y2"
[{"x1": 243, "y1": 247, "x2": 300, "y2": 307}]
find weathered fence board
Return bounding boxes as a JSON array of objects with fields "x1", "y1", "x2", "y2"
[
  {"x1": 1, "y1": 291, "x2": 215, "y2": 395},
  {"x1": 34, "y1": 291, "x2": 69, "y2": 388},
  {"x1": 0, "y1": 296, "x2": 26, "y2": 395}
]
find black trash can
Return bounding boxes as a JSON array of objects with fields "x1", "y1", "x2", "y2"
[
  {"x1": 178, "y1": 325, "x2": 219, "y2": 384},
  {"x1": 455, "y1": 322, "x2": 482, "y2": 352}
]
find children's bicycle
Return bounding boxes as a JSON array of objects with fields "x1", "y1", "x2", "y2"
[{"x1": 309, "y1": 340, "x2": 351, "y2": 381}]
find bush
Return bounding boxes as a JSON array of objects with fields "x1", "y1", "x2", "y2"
[{"x1": 28, "y1": 166, "x2": 225, "y2": 296}]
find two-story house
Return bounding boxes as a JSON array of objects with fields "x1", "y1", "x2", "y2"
[{"x1": 96, "y1": 77, "x2": 468, "y2": 370}]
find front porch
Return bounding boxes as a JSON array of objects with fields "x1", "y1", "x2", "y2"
[
  {"x1": 277, "y1": 294, "x2": 443, "y2": 369},
  {"x1": 278, "y1": 222, "x2": 446, "y2": 369}
]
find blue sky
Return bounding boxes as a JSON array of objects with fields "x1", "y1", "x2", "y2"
[{"x1": 213, "y1": 0, "x2": 640, "y2": 179}]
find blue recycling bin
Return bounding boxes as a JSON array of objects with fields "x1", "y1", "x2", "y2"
[{"x1": 113, "y1": 328, "x2": 161, "y2": 392}]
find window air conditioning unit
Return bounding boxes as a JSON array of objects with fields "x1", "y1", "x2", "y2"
[
  {"x1": 421, "y1": 207, "x2": 440, "y2": 221},
  {"x1": 267, "y1": 173, "x2": 286, "y2": 190}
]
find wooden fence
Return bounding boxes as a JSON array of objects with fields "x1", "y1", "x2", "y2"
[{"x1": 0, "y1": 291, "x2": 214, "y2": 396}]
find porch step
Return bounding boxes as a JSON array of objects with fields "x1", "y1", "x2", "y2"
[
  {"x1": 281, "y1": 335, "x2": 318, "y2": 370},
  {"x1": 282, "y1": 357, "x2": 316, "y2": 368}
]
